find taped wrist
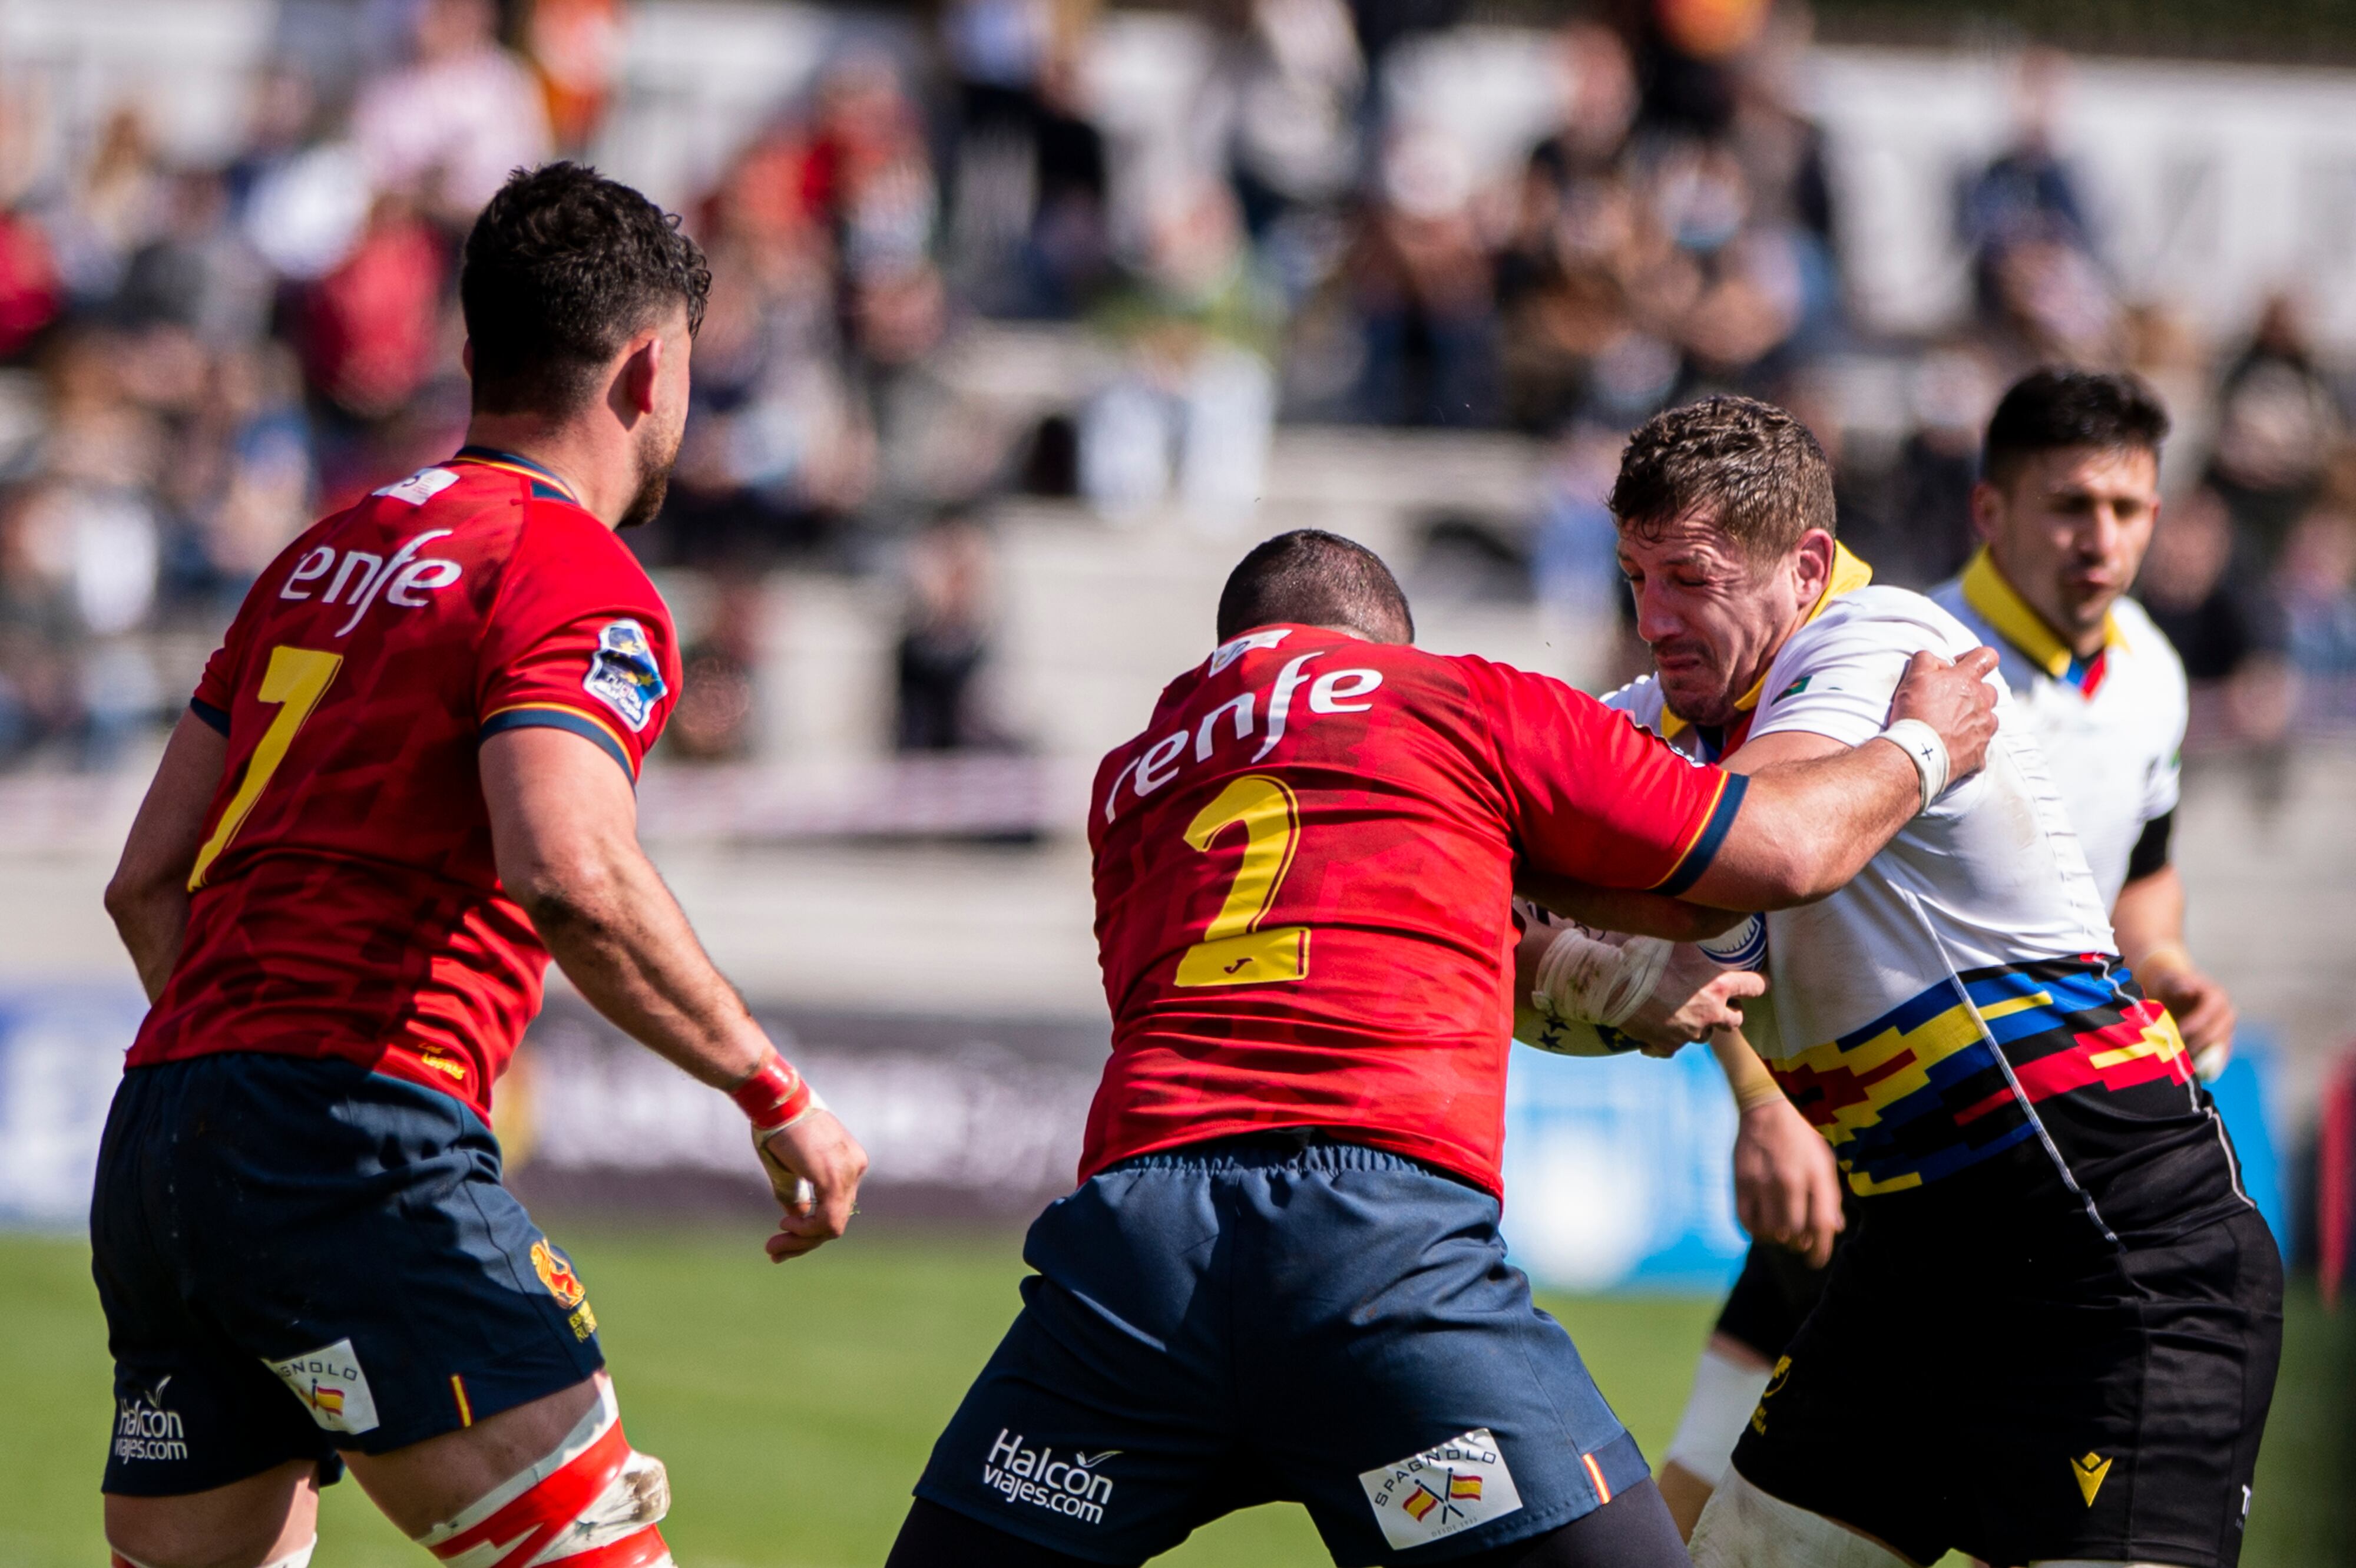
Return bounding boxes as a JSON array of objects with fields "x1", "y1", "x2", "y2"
[
  {"x1": 1530, "y1": 924, "x2": 1672, "y2": 1027},
  {"x1": 1877, "y1": 717, "x2": 1951, "y2": 813},
  {"x1": 1712, "y1": 1033, "x2": 1785, "y2": 1113},
  {"x1": 415, "y1": 1381, "x2": 674, "y2": 1568},
  {"x1": 1663, "y1": 1346, "x2": 1775, "y2": 1487},
  {"x1": 729, "y1": 1047, "x2": 821, "y2": 1137}
]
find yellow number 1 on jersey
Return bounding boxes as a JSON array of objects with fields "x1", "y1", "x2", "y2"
[
  {"x1": 1173, "y1": 774, "x2": 1311, "y2": 988},
  {"x1": 187, "y1": 645, "x2": 344, "y2": 889}
]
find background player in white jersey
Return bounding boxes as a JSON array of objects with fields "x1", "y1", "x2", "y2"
[
  {"x1": 1522, "y1": 396, "x2": 2279, "y2": 1568},
  {"x1": 1649, "y1": 369, "x2": 2246, "y2": 1537},
  {"x1": 1938, "y1": 368, "x2": 2233, "y2": 1064}
]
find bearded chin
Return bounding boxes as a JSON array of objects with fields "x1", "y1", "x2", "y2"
[{"x1": 618, "y1": 430, "x2": 679, "y2": 530}]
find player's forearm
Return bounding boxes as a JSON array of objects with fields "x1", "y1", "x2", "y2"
[
  {"x1": 105, "y1": 888, "x2": 187, "y2": 1003},
  {"x1": 519, "y1": 846, "x2": 770, "y2": 1090},
  {"x1": 1682, "y1": 741, "x2": 1919, "y2": 909},
  {"x1": 105, "y1": 711, "x2": 226, "y2": 1002},
  {"x1": 2109, "y1": 865, "x2": 2186, "y2": 971},
  {"x1": 1514, "y1": 872, "x2": 1744, "y2": 941}
]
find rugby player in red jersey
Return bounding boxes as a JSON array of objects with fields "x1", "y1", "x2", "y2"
[
  {"x1": 94, "y1": 164, "x2": 865, "y2": 1568},
  {"x1": 886, "y1": 529, "x2": 2000, "y2": 1568}
]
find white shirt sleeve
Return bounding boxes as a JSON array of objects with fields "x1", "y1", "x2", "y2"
[{"x1": 1747, "y1": 613, "x2": 1947, "y2": 750}]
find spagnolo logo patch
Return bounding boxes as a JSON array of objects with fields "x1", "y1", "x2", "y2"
[
  {"x1": 1357, "y1": 1428, "x2": 1523, "y2": 1550},
  {"x1": 981, "y1": 1429, "x2": 1116, "y2": 1526},
  {"x1": 113, "y1": 1375, "x2": 189, "y2": 1464},
  {"x1": 264, "y1": 1338, "x2": 381, "y2": 1435}
]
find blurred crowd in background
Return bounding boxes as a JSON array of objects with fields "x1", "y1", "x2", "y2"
[{"x1": 1, "y1": 0, "x2": 2354, "y2": 770}]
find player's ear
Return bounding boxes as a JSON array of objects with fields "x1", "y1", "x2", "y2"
[
  {"x1": 1791, "y1": 528, "x2": 1834, "y2": 605},
  {"x1": 461, "y1": 339, "x2": 474, "y2": 378},
  {"x1": 614, "y1": 332, "x2": 663, "y2": 422},
  {"x1": 1968, "y1": 479, "x2": 2003, "y2": 544}
]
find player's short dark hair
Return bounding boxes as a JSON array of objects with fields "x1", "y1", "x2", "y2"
[
  {"x1": 1981, "y1": 368, "x2": 2170, "y2": 491},
  {"x1": 460, "y1": 162, "x2": 712, "y2": 417},
  {"x1": 1609, "y1": 395, "x2": 1836, "y2": 560},
  {"x1": 1217, "y1": 530, "x2": 1414, "y2": 644}
]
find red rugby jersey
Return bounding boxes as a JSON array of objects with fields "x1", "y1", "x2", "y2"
[
  {"x1": 1083, "y1": 624, "x2": 1744, "y2": 1195},
  {"x1": 126, "y1": 449, "x2": 681, "y2": 1115}
]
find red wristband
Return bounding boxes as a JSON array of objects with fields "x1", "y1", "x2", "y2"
[{"x1": 730, "y1": 1049, "x2": 813, "y2": 1133}]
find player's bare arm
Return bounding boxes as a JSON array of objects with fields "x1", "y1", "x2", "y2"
[
  {"x1": 1718, "y1": 1030, "x2": 1842, "y2": 1268},
  {"x1": 481, "y1": 726, "x2": 866, "y2": 1258},
  {"x1": 1517, "y1": 647, "x2": 1997, "y2": 934},
  {"x1": 105, "y1": 710, "x2": 231, "y2": 1001},
  {"x1": 2113, "y1": 862, "x2": 2235, "y2": 1056}
]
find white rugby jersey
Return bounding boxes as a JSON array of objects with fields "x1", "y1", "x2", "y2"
[
  {"x1": 1607, "y1": 552, "x2": 2218, "y2": 1211},
  {"x1": 1928, "y1": 550, "x2": 2186, "y2": 909}
]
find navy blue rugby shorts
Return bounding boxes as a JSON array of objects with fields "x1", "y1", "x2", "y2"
[
  {"x1": 914, "y1": 1132, "x2": 1648, "y2": 1566},
  {"x1": 91, "y1": 1052, "x2": 604, "y2": 1496}
]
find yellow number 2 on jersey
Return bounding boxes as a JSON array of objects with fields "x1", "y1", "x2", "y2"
[
  {"x1": 187, "y1": 645, "x2": 345, "y2": 890},
  {"x1": 1173, "y1": 774, "x2": 1311, "y2": 988}
]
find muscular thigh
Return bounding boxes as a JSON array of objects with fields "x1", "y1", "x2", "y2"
[{"x1": 104, "y1": 1460, "x2": 322, "y2": 1568}]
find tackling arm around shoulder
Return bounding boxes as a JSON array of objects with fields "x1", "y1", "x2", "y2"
[
  {"x1": 481, "y1": 727, "x2": 868, "y2": 1259},
  {"x1": 1677, "y1": 647, "x2": 2001, "y2": 911}
]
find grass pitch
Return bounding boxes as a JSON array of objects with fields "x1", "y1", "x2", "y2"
[{"x1": 4, "y1": 1226, "x2": 2346, "y2": 1567}]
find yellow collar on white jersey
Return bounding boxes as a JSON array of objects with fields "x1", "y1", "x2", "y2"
[{"x1": 1959, "y1": 547, "x2": 2124, "y2": 689}]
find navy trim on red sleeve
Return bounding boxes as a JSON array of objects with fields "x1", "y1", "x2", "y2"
[
  {"x1": 189, "y1": 698, "x2": 231, "y2": 736},
  {"x1": 1653, "y1": 772, "x2": 1748, "y2": 898},
  {"x1": 479, "y1": 707, "x2": 636, "y2": 783}
]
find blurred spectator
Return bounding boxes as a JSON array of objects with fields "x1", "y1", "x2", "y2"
[
  {"x1": 0, "y1": 202, "x2": 60, "y2": 360},
  {"x1": 116, "y1": 172, "x2": 272, "y2": 346},
  {"x1": 353, "y1": 0, "x2": 555, "y2": 226},
  {"x1": 2138, "y1": 485, "x2": 2291, "y2": 754},
  {"x1": 42, "y1": 109, "x2": 168, "y2": 308},
  {"x1": 667, "y1": 581, "x2": 767, "y2": 762},
  {"x1": 2205, "y1": 294, "x2": 2339, "y2": 567},
  {"x1": 1219, "y1": 0, "x2": 1364, "y2": 245},
  {"x1": 523, "y1": 0, "x2": 626, "y2": 154},
  {"x1": 1630, "y1": 0, "x2": 1774, "y2": 138},
  {"x1": 2279, "y1": 506, "x2": 2356, "y2": 682},
  {"x1": 297, "y1": 194, "x2": 447, "y2": 425},
  {"x1": 1351, "y1": 124, "x2": 1494, "y2": 425},
  {"x1": 1871, "y1": 344, "x2": 2001, "y2": 589},
  {"x1": 1085, "y1": 180, "x2": 1280, "y2": 522},
  {"x1": 231, "y1": 70, "x2": 373, "y2": 284},
  {"x1": 1020, "y1": 52, "x2": 1113, "y2": 318},
  {"x1": 1958, "y1": 50, "x2": 2116, "y2": 364},
  {"x1": 896, "y1": 515, "x2": 1001, "y2": 752}
]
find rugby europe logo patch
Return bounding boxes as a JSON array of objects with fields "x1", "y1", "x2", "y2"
[
  {"x1": 1358, "y1": 1428, "x2": 1523, "y2": 1550},
  {"x1": 264, "y1": 1339, "x2": 381, "y2": 1435},
  {"x1": 583, "y1": 619, "x2": 665, "y2": 732}
]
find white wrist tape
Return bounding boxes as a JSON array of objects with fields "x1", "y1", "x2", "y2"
[
  {"x1": 1877, "y1": 717, "x2": 1950, "y2": 813},
  {"x1": 1530, "y1": 925, "x2": 1672, "y2": 1027},
  {"x1": 1665, "y1": 1345, "x2": 1775, "y2": 1486},
  {"x1": 750, "y1": 1086, "x2": 828, "y2": 1142}
]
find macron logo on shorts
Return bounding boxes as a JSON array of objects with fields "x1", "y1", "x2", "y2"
[
  {"x1": 1358, "y1": 1428, "x2": 1524, "y2": 1550},
  {"x1": 982, "y1": 1429, "x2": 1116, "y2": 1526},
  {"x1": 264, "y1": 1338, "x2": 381, "y2": 1435}
]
